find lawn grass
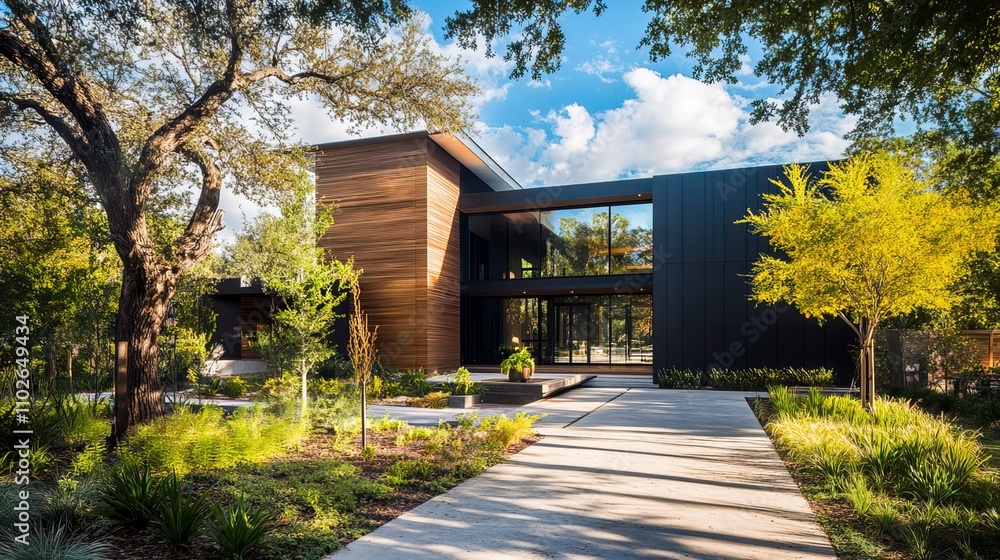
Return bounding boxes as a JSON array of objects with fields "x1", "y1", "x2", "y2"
[{"x1": 753, "y1": 389, "x2": 1000, "y2": 560}]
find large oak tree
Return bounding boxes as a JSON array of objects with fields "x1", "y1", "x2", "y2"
[{"x1": 0, "y1": 0, "x2": 475, "y2": 436}]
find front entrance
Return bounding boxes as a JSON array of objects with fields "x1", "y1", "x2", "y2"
[{"x1": 554, "y1": 303, "x2": 592, "y2": 364}]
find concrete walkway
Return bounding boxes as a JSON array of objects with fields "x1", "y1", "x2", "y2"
[{"x1": 328, "y1": 385, "x2": 835, "y2": 559}]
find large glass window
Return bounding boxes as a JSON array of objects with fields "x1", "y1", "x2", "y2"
[
  {"x1": 466, "y1": 203, "x2": 652, "y2": 280},
  {"x1": 610, "y1": 204, "x2": 653, "y2": 275},
  {"x1": 463, "y1": 294, "x2": 652, "y2": 365},
  {"x1": 540, "y1": 207, "x2": 610, "y2": 277},
  {"x1": 506, "y1": 212, "x2": 540, "y2": 279}
]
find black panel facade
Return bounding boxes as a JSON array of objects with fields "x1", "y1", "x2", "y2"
[
  {"x1": 460, "y1": 161, "x2": 856, "y2": 384},
  {"x1": 648, "y1": 161, "x2": 854, "y2": 383}
]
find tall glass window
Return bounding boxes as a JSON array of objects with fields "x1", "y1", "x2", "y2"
[
  {"x1": 506, "y1": 212, "x2": 540, "y2": 279},
  {"x1": 610, "y1": 204, "x2": 653, "y2": 275},
  {"x1": 540, "y1": 207, "x2": 610, "y2": 277}
]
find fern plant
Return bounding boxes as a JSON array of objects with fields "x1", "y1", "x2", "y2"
[{"x1": 208, "y1": 497, "x2": 276, "y2": 560}]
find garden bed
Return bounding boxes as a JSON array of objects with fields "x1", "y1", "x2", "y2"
[
  {"x1": 100, "y1": 424, "x2": 537, "y2": 560},
  {"x1": 751, "y1": 390, "x2": 1000, "y2": 559},
  {"x1": 0, "y1": 391, "x2": 542, "y2": 560}
]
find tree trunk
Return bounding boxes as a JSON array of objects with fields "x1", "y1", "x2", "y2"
[
  {"x1": 113, "y1": 263, "x2": 174, "y2": 439},
  {"x1": 300, "y1": 358, "x2": 308, "y2": 419},
  {"x1": 361, "y1": 380, "x2": 367, "y2": 449},
  {"x1": 859, "y1": 321, "x2": 877, "y2": 410},
  {"x1": 46, "y1": 343, "x2": 57, "y2": 385},
  {"x1": 66, "y1": 346, "x2": 73, "y2": 394}
]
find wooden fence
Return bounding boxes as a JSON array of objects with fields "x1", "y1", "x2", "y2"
[{"x1": 962, "y1": 330, "x2": 1000, "y2": 369}]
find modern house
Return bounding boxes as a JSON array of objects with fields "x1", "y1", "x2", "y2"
[{"x1": 301, "y1": 131, "x2": 855, "y2": 382}]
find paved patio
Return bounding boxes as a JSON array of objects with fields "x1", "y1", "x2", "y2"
[{"x1": 327, "y1": 382, "x2": 836, "y2": 559}]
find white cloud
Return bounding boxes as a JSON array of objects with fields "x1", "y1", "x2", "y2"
[
  {"x1": 527, "y1": 79, "x2": 551, "y2": 89},
  {"x1": 474, "y1": 69, "x2": 852, "y2": 186},
  {"x1": 576, "y1": 55, "x2": 622, "y2": 83}
]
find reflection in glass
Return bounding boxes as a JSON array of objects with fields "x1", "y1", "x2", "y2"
[
  {"x1": 506, "y1": 212, "x2": 540, "y2": 279},
  {"x1": 503, "y1": 298, "x2": 541, "y2": 356},
  {"x1": 467, "y1": 214, "x2": 510, "y2": 280},
  {"x1": 610, "y1": 204, "x2": 653, "y2": 275},
  {"x1": 540, "y1": 207, "x2": 610, "y2": 277}
]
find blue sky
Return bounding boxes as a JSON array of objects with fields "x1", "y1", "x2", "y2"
[
  {"x1": 287, "y1": 1, "x2": 855, "y2": 189},
  {"x1": 218, "y1": 1, "x2": 857, "y2": 242}
]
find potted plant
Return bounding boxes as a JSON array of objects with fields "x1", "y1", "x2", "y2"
[
  {"x1": 443, "y1": 367, "x2": 485, "y2": 408},
  {"x1": 500, "y1": 348, "x2": 534, "y2": 382}
]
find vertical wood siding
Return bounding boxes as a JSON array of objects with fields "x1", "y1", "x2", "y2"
[{"x1": 315, "y1": 136, "x2": 461, "y2": 373}]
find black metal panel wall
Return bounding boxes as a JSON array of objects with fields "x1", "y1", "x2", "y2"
[{"x1": 651, "y1": 162, "x2": 855, "y2": 384}]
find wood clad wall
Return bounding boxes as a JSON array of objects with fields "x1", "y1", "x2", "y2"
[
  {"x1": 316, "y1": 137, "x2": 426, "y2": 371},
  {"x1": 239, "y1": 296, "x2": 273, "y2": 360},
  {"x1": 425, "y1": 142, "x2": 462, "y2": 372}
]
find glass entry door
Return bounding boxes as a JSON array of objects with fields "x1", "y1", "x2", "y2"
[{"x1": 554, "y1": 303, "x2": 591, "y2": 364}]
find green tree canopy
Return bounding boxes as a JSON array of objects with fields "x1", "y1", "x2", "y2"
[
  {"x1": 226, "y1": 174, "x2": 355, "y2": 416},
  {"x1": 1, "y1": 0, "x2": 476, "y2": 433},
  {"x1": 446, "y1": 1, "x2": 1000, "y2": 195},
  {"x1": 740, "y1": 153, "x2": 998, "y2": 406}
]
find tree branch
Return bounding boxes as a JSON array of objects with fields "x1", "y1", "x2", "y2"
[
  {"x1": 0, "y1": 22, "x2": 122, "y2": 192},
  {"x1": 242, "y1": 66, "x2": 362, "y2": 85},
  {"x1": 130, "y1": 0, "x2": 242, "y2": 201},
  {"x1": 173, "y1": 137, "x2": 223, "y2": 270},
  {"x1": 2, "y1": 93, "x2": 90, "y2": 159}
]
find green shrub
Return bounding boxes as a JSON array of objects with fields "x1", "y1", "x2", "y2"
[
  {"x1": 196, "y1": 377, "x2": 223, "y2": 397},
  {"x1": 382, "y1": 459, "x2": 437, "y2": 486},
  {"x1": 654, "y1": 367, "x2": 701, "y2": 389},
  {"x1": 153, "y1": 471, "x2": 211, "y2": 554},
  {"x1": 310, "y1": 390, "x2": 361, "y2": 431},
  {"x1": 369, "y1": 413, "x2": 408, "y2": 433},
  {"x1": 360, "y1": 445, "x2": 376, "y2": 461},
  {"x1": 440, "y1": 366, "x2": 485, "y2": 395},
  {"x1": 0, "y1": 526, "x2": 111, "y2": 560},
  {"x1": 209, "y1": 497, "x2": 276, "y2": 560},
  {"x1": 71, "y1": 441, "x2": 106, "y2": 477},
  {"x1": 711, "y1": 368, "x2": 834, "y2": 391},
  {"x1": 308, "y1": 377, "x2": 344, "y2": 397},
  {"x1": 53, "y1": 398, "x2": 111, "y2": 448},
  {"x1": 99, "y1": 462, "x2": 163, "y2": 527},
  {"x1": 220, "y1": 377, "x2": 248, "y2": 399},
  {"x1": 394, "y1": 369, "x2": 432, "y2": 397},
  {"x1": 456, "y1": 412, "x2": 479, "y2": 429},
  {"x1": 478, "y1": 412, "x2": 544, "y2": 448},
  {"x1": 953, "y1": 397, "x2": 1000, "y2": 428},
  {"x1": 411, "y1": 391, "x2": 450, "y2": 409},
  {"x1": 39, "y1": 478, "x2": 100, "y2": 531},
  {"x1": 256, "y1": 374, "x2": 299, "y2": 402}
]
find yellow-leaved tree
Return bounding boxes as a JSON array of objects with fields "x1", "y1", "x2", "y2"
[{"x1": 740, "y1": 153, "x2": 997, "y2": 408}]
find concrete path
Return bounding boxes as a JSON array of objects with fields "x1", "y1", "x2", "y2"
[{"x1": 328, "y1": 386, "x2": 835, "y2": 560}]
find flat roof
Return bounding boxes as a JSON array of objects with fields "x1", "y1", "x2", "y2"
[{"x1": 310, "y1": 131, "x2": 521, "y2": 192}]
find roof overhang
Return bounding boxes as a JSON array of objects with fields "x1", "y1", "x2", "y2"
[
  {"x1": 310, "y1": 131, "x2": 520, "y2": 192},
  {"x1": 429, "y1": 132, "x2": 521, "y2": 191}
]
